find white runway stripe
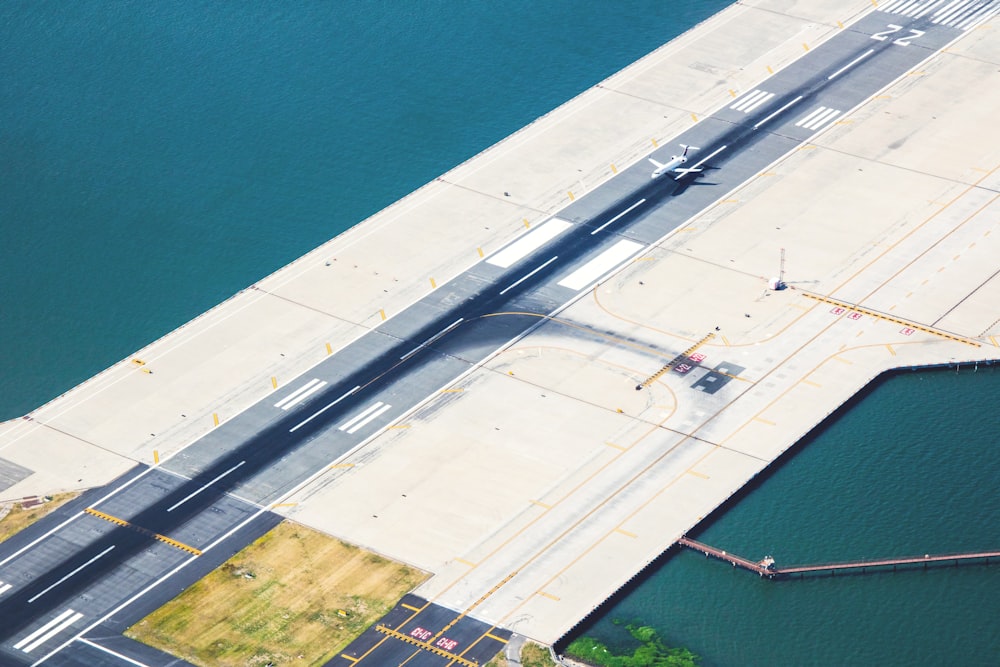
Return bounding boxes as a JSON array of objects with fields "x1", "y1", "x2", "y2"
[
  {"x1": 274, "y1": 378, "x2": 321, "y2": 408},
  {"x1": 279, "y1": 380, "x2": 327, "y2": 411},
  {"x1": 885, "y1": 0, "x2": 999, "y2": 27},
  {"x1": 15, "y1": 609, "x2": 83, "y2": 653},
  {"x1": 0, "y1": 582, "x2": 11, "y2": 596},
  {"x1": 486, "y1": 218, "x2": 572, "y2": 268},
  {"x1": 796, "y1": 107, "x2": 842, "y2": 131},
  {"x1": 731, "y1": 89, "x2": 773, "y2": 112},
  {"x1": 557, "y1": 240, "x2": 644, "y2": 291},
  {"x1": 339, "y1": 402, "x2": 392, "y2": 434}
]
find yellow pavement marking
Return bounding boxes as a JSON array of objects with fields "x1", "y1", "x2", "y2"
[
  {"x1": 523, "y1": 218, "x2": 531, "y2": 228},
  {"x1": 85, "y1": 508, "x2": 202, "y2": 556},
  {"x1": 604, "y1": 441, "x2": 626, "y2": 451},
  {"x1": 651, "y1": 138, "x2": 659, "y2": 148},
  {"x1": 485, "y1": 632, "x2": 507, "y2": 642},
  {"x1": 802, "y1": 42, "x2": 810, "y2": 51},
  {"x1": 610, "y1": 163, "x2": 618, "y2": 174},
  {"x1": 440, "y1": 388, "x2": 464, "y2": 393},
  {"x1": 131, "y1": 358, "x2": 145, "y2": 366},
  {"x1": 834, "y1": 355, "x2": 854, "y2": 364},
  {"x1": 379, "y1": 309, "x2": 387, "y2": 321},
  {"x1": 530, "y1": 499, "x2": 552, "y2": 509},
  {"x1": 729, "y1": 89, "x2": 737, "y2": 97},
  {"x1": 329, "y1": 463, "x2": 355, "y2": 469},
  {"x1": 374, "y1": 625, "x2": 478, "y2": 667},
  {"x1": 801, "y1": 379, "x2": 822, "y2": 388},
  {"x1": 271, "y1": 502, "x2": 298, "y2": 508},
  {"x1": 690, "y1": 112, "x2": 698, "y2": 122},
  {"x1": 767, "y1": 65, "x2": 774, "y2": 74},
  {"x1": 326, "y1": 342, "x2": 333, "y2": 354},
  {"x1": 753, "y1": 417, "x2": 775, "y2": 426},
  {"x1": 638, "y1": 333, "x2": 715, "y2": 389},
  {"x1": 568, "y1": 191, "x2": 575, "y2": 201},
  {"x1": 886, "y1": 344, "x2": 896, "y2": 356},
  {"x1": 615, "y1": 528, "x2": 638, "y2": 538},
  {"x1": 401, "y1": 603, "x2": 422, "y2": 612},
  {"x1": 803, "y1": 293, "x2": 981, "y2": 347},
  {"x1": 688, "y1": 470, "x2": 710, "y2": 479},
  {"x1": 213, "y1": 412, "x2": 219, "y2": 426},
  {"x1": 430, "y1": 277, "x2": 437, "y2": 289},
  {"x1": 340, "y1": 654, "x2": 359, "y2": 664},
  {"x1": 991, "y1": 336, "x2": 999, "y2": 347},
  {"x1": 271, "y1": 376, "x2": 277, "y2": 389},
  {"x1": 477, "y1": 247, "x2": 484, "y2": 258},
  {"x1": 536, "y1": 590, "x2": 560, "y2": 601},
  {"x1": 387, "y1": 423, "x2": 410, "y2": 430},
  {"x1": 455, "y1": 557, "x2": 477, "y2": 568},
  {"x1": 153, "y1": 450, "x2": 159, "y2": 464}
]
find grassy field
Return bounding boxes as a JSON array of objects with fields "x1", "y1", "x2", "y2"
[
  {"x1": 0, "y1": 493, "x2": 78, "y2": 543},
  {"x1": 127, "y1": 521, "x2": 428, "y2": 666}
]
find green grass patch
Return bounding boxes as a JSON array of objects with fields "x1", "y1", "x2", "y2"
[{"x1": 127, "y1": 521, "x2": 429, "y2": 666}]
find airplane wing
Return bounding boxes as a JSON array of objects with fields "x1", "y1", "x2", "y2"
[{"x1": 648, "y1": 157, "x2": 666, "y2": 169}]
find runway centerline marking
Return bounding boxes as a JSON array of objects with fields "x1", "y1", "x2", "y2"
[
  {"x1": 754, "y1": 96, "x2": 803, "y2": 129},
  {"x1": 400, "y1": 318, "x2": 465, "y2": 360},
  {"x1": 289, "y1": 385, "x2": 361, "y2": 433},
  {"x1": 28, "y1": 546, "x2": 116, "y2": 604},
  {"x1": 828, "y1": 48, "x2": 875, "y2": 80},
  {"x1": 500, "y1": 256, "x2": 559, "y2": 295},
  {"x1": 592, "y1": 199, "x2": 646, "y2": 235},
  {"x1": 167, "y1": 461, "x2": 246, "y2": 513}
]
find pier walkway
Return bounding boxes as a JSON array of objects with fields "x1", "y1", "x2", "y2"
[{"x1": 678, "y1": 537, "x2": 1000, "y2": 579}]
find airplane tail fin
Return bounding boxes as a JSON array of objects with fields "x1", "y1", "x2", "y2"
[{"x1": 679, "y1": 144, "x2": 700, "y2": 157}]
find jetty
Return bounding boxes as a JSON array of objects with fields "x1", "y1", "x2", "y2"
[{"x1": 678, "y1": 537, "x2": 1000, "y2": 579}]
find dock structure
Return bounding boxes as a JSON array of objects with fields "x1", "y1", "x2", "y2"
[{"x1": 678, "y1": 537, "x2": 1000, "y2": 579}]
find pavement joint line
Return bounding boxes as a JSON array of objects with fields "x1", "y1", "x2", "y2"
[
  {"x1": 76, "y1": 638, "x2": 151, "y2": 667},
  {"x1": 83, "y1": 508, "x2": 202, "y2": 556},
  {"x1": 374, "y1": 625, "x2": 479, "y2": 667},
  {"x1": 802, "y1": 293, "x2": 981, "y2": 346}
]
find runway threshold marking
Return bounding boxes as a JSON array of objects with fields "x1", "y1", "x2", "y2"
[
  {"x1": 804, "y1": 293, "x2": 981, "y2": 346},
  {"x1": 84, "y1": 508, "x2": 202, "y2": 556}
]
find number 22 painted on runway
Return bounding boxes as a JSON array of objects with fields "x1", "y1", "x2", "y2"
[{"x1": 871, "y1": 24, "x2": 925, "y2": 46}]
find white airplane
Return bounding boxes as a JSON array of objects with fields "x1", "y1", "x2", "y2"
[{"x1": 649, "y1": 144, "x2": 701, "y2": 180}]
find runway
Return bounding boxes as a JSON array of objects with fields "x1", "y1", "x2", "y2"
[{"x1": 0, "y1": 1, "x2": 995, "y2": 664}]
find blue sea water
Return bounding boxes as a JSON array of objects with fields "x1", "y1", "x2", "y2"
[{"x1": 2, "y1": 3, "x2": 998, "y2": 666}]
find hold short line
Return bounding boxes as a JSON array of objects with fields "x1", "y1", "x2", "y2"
[
  {"x1": 167, "y1": 461, "x2": 246, "y2": 512},
  {"x1": 592, "y1": 199, "x2": 646, "y2": 235},
  {"x1": 828, "y1": 49, "x2": 875, "y2": 80},
  {"x1": 500, "y1": 256, "x2": 559, "y2": 295},
  {"x1": 28, "y1": 546, "x2": 115, "y2": 604},
  {"x1": 754, "y1": 96, "x2": 802, "y2": 129},
  {"x1": 400, "y1": 318, "x2": 464, "y2": 361},
  {"x1": 289, "y1": 385, "x2": 361, "y2": 433}
]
